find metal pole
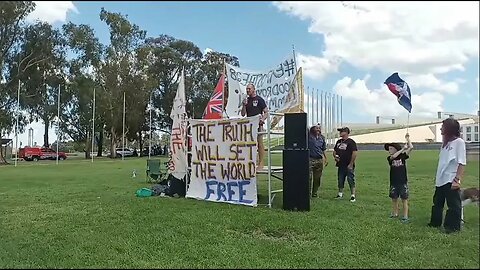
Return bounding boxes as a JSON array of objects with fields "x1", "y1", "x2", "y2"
[
  {"x1": 122, "y1": 91, "x2": 125, "y2": 161},
  {"x1": 307, "y1": 86, "x2": 312, "y2": 126},
  {"x1": 331, "y1": 93, "x2": 334, "y2": 147},
  {"x1": 91, "y1": 87, "x2": 95, "y2": 163},
  {"x1": 310, "y1": 88, "x2": 315, "y2": 126},
  {"x1": 332, "y1": 94, "x2": 336, "y2": 143},
  {"x1": 316, "y1": 89, "x2": 319, "y2": 124},
  {"x1": 328, "y1": 93, "x2": 332, "y2": 148},
  {"x1": 267, "y1": 112, "x2": 272, "y2": 208},
  {"x1": 341, "y1": 96, "x2": 343, "y2": 126},
  {"x1": 149, "y1": 93, "x2": 152, "y2": 159},
  {"x1": 337, "y1": 94, "x2": 340, "y2": 129},
  {"x1": 292, "y1": 44, "x2": 298, "y2": 72},
  {"x1": 15, "y1": 79, "x2": 20, "y2": 167},
  {"x1": 56, "y1": 84, "x2": 60, "y2": 165},
  {"x1": 321, "y1": 91, "x2": 324, "y2": 132}
]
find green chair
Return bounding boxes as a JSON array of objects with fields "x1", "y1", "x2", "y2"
[{"x1": 146, "y1": 159, "x2": 162, "y2": 183}]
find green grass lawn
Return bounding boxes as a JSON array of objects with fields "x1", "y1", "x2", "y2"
[{"x1": 0, "y1": 151, "x2": 479, "y2": 268}]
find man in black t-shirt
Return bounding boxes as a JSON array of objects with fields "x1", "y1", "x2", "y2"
[
  {"x1": 241, "y1": 83, "x2": 268, "y2": 170},
  {"x1": 333, "y1": 127, "x2": 358, "y2": 202}
]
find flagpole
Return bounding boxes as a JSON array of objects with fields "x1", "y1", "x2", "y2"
[
  {"x1": 407, "y1": 113, "x2": 410, "y2": 134},
  {"x1": 91, "y1": 87, "x2": 95, "y2": 163},
  {"x1": 292, "y1": 44, "x2": 298, "y2": 72},
  {"x1": 222, "y1": 59, "x2": 226, "y2": 119},
  {"x1": 340, "y1": 96, "x2": 343, "y2": 127},
  {"x1": 56, "y1": 83, "x2": 60, "y2": 165},
  {"x1": 14, "y1": 78, "x2": 20, "y2": 167},
  {"x1": 316, "y1": 89, "x2": 319, "y2": 124},
  {"x1": 122, "y1": 91, "x2": 125, "y2": 161},
  {"x1": 333, "y1": 94, "x2": 336, "y2": 138},
  {"x1": 149, "y1": 92, "x2": 152, "y2": 159},
  {"x1": 320, "y1": 90, "x2": 323, "y2": 128}
]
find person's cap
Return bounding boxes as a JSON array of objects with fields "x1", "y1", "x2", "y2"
[
  {"x1": 384, "y1": 143, "x2": 402, "y2": 151},
  {"x1": 337, "y1": 127, "x2": 350, "y2": 134}
]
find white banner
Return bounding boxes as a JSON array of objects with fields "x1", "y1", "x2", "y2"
[
  {"x1": 186, "y1": 116, "x2": 260, "y2": 207},
  {"x1": 225, "y1": 55, "x2": 299, "y2": 118},
  {"x1": 169, "y1": 71, "x2": 187, "y2": 179}
]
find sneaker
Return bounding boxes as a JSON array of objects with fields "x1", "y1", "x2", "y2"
[
  {"x1": 335, "y1": 194, "x2": 343, "y2": 199},
  {"x1": 389, "y1": 214, "x2": 399, "y2": 218},
  {"x1": 312, "y1": 193, "x2": 318, "y2": 198},
  {"x1": 350, "y1": 195, "x2": 356, "y2": 202},
  {"x1": 444, "y1": 228, "x2": 459, "y2": 234},
  {"x1": 401, "y1": 217, "x2": 409, "y2": 224}
]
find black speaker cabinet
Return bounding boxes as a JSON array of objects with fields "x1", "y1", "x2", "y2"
[
  {"x1": 283, "y1": 149, "x2": 310, "y2": 211},
  {"x1": 284, "y1": 112, "x2": 308, "y2": 150}
]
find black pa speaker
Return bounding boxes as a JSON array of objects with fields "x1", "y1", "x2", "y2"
[
  {"x1": 284, "y1": 112, "x2": 308, "y2": 149},
  {"x1": 283, "y1": 149, "x2": 310, "y2": 211}
]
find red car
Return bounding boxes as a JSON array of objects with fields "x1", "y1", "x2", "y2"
[{"x1": 19, "y1": 147, "x2": 67, "y2": 162}]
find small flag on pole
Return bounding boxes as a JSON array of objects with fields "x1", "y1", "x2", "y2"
[
  {"x1": 202, "y1": 73, "x2": 225, "y2": 119},
  {"x1": 384, "y1": 72, "x2": 412, "y2": 113}
]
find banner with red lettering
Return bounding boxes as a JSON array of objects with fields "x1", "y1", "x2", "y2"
[
  {"x1": 186, "y1": 116, "x2": 260, "y2": 207},
  {"x1": 169, "y1": 71, "x2": 188, "y2": 179}
]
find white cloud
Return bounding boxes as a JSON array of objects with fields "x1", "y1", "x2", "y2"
[
  {"x1": 333, "y1": 75, "x2": 443, "y2": 118},
  {"x1": 297, "y1": 54, "x2": 340, "y2": 80},
  {"x1": 405, "y1": 73, "x2": 459, "y2": 94},
  {"x1": 274, "y1": 1, "x2": 479, "y2": 76},
  {"x1": 28, "y1": 1, "x2": 78, "y2": 24}
]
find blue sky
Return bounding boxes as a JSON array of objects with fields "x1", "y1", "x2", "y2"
[{"x1": 14, "y1": 1, "x2": 480, "y2": 146}]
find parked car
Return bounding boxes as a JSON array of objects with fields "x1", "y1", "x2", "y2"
[
  {"x1": 115, "y1": 148, "x2": 134, "y2": 158},
  {"x1": 19, "y1": 147, "x2": 67, "y2": 162}
]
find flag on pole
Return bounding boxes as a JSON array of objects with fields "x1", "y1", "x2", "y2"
[
  {"x1": 384, "y1": 72, "x2": 412, "y2": 113},
  {"x1": 202, "y1": 73, "x2": 225, "y2": 119},
  {"x1": 169, "y1": 70, "x2": 188, "y2": 179}
]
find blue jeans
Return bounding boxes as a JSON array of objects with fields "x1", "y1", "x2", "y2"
[{"x1": 338, "y1": 166, "x2": 355, "y2": 190}]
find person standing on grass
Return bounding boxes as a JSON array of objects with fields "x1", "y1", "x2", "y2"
[
  {"x1": 308, "y1": 124, "x2": 328, "y2": 198},
  {"x1": 384, "y1": 133, "x2": 413, "y2": 223},
  {"x1": 428, "y1": 118, "x2": 466, "y2": 234},
  {"x1": 333, "y1": 127, "x2": 358, "y2": 202},
  {"x1": 241, "y1": 83, "x2": 268, "y2": 170}
]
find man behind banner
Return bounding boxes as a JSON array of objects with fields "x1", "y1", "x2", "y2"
[{"x1": 241, "y1": 83, "x2": 268, "y2": 170}]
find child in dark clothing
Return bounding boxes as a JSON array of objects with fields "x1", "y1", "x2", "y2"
[{"x1": 384, "y1": 134, "x2": 413, "y2": 223}]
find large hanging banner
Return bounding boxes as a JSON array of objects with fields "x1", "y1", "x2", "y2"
[
  {"x1": 169, "y1": 71, "x2": 188, "y2": 179},
  {"x1": 225, "y1": 55, "x2": 300, "y2": 119},
  {"x1": 186, "y1": 116, "x2": 260, "y2": 207}
]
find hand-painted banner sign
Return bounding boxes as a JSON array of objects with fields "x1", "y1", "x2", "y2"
[
  {"x1": 186, "y1": 116, "x2": 260, "y2": 207},
  {"x1": 225, "y1": 55, "x2": 299, "y2": 118}
]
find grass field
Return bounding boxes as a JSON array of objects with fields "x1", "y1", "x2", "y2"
[{"x1": 0, "y1": 151, "x2": 479, "y2": 268}]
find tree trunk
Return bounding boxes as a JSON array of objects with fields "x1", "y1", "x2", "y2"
[
  {"x1": 0, "y1": 145, "x2": 7, "y2": 165},
  {"x1": 96, "y1": 128, "x2": 103, "y2": 157},
  {"x1": 85, "y1": 132, "x2": 91, "y2": 159},
  {"x1": 110, "y1": 126, "x2": 117, "y2": 159},
  {"x1": 43, "y1": 119, "x2": 50, "y2": 147},
  {"x1": 139, "y1": 131, "x2": 144, "y2": 157}
]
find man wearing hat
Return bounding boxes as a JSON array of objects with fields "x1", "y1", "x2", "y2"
[{"x1": 333, "y1": 127, "x2": 358, "y2": 202}]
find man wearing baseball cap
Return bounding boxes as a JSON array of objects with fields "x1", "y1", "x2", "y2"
[{"x1": 333, "y1": 127, "x2": 358, "y2": 202}]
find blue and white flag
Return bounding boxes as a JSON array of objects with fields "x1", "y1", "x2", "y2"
[{"x1": 384, "y1": 72, "x2": 412, "y2": 113}]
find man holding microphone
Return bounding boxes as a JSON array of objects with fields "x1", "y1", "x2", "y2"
[{"x1": 241, "y1": 83, "x2": 268, "y2": 170}]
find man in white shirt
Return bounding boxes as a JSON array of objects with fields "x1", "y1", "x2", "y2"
[{"x1": 428, "y1": 118, "x2": 466, "y2": 234}]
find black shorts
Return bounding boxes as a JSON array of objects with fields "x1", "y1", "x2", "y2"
[{"x1": 389, "y1": 184, "x2": 409, "y2": 200}]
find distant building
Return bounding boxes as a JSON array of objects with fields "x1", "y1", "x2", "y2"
[
  {"x1": 461, "y1": 123, "x2": 480, "y2": 143},
  {"x1": 348, "y1": 117, "x2": 477, "y2": 144}
]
